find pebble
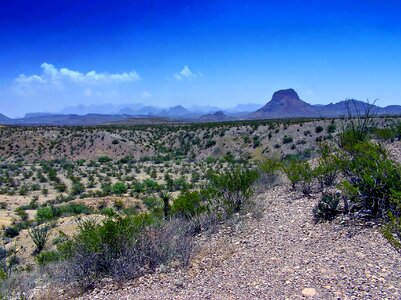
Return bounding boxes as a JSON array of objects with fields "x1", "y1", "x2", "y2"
[{"x1": 302, "y1": 288, "x2": 317, "y2": 297}]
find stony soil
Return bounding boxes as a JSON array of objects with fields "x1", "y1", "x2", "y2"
[{"x1": 80, "y1": 185, "x2": 401, "y2": 300}]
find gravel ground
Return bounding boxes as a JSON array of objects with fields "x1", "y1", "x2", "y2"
[
  {"x1": 80, "y1": 185, "x2": 401, "y2": 300},
  {"x1": 386, "y1": 140, "x2": 401, "y2": 163}
]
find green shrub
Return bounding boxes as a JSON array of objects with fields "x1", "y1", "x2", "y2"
[
  {"x1": 313, "y1": 193, "x2": 340, "y2": 222},
  {"x1": 19, "y1": 185, "x2": 29, "y2": 196},
  {"x1": 0, "y1": 247, "x2": 7, "y2": 280},
  {"x1": 101, "y1": 183, "x2": 112, "y2": 195},
  {"x1": 208, "y1": 166, "x2": 259, "y2": 215},
  {"x1": 282, "y1": 135, "x2": 293, "y2": 144},
  {"x1": 393, "y1": 121, "x2": 401, "y2": 140},
  {"x1": 47, "y1": 168, "x2": 59, "y2": 182},
  {"x1": 337, "y1": 140, "x2": 401, "y2": 248},
  {"x1": 112, "y1": 182, "x2": 127, "y2": 195},
  {"x1": 123, "y1": 205, "x2": 140, "y2": 216},
  {"x1": 253, "y1": 136, "x2": 260, "y2": 148},
  {"x1": 143, "y1": 179, "x2": 160, "y2": 192},
  {"x1": 35, "y1": 250, "x2": 61, "y2": 266},
  {"x1": 36, "y1": 203, "x2": 91, "y2": 222},
  {"x1": 55, "y1": 182, "x2": 67, "y2": 193},
  {"x1": 315, "y1": 126, "x2": 323, "y2": 133},
  {"x1": 313, "y1": 154, "x2": 339, "y2": 189},
  {"x1": 4, "y1": 226, "x2": 19, "y2": 238},
  {"x1": 65, "y1": 214, "x2": 152, "y2": 266},
  {"x1": 60, "y1": 203, "x2": 91, "y2": 216},
  {"x1": 327, "y1": 124, "x2": 336, "y2": 133},
  {"x1": 132, "y1": 181, "x2": 145, "y2": 193},
  {"x1": 98, "y1": 156, "x2": 112, "y2": 163},
  {"x1": 372, "y1": 127, "x2": 395, "y2": 141},
  {"x1": 101, "y1": 207, "x2": 117, "y2": 217},
  {"x1": 36, "y1": 207, "x2": 54, "y2": 222},
  {"x1": 283, "y1": 160, "x2": 313, "y2": 194},
  {"x1": 143, "y1": 197, "x2": 162, "y2": 211},
  {"x1": 71, "y1": 182, "x2": 85, "y2": 196},
  {"x1": 172, "y1": 191, "x2": 207, "y2": 220},
  {"x1": 205, "y1": 140, "x2": 216, "y2": 149},
  {"x1": 205, "y1": 156, "x2": 216, "y2": 164},
  {"x1": 172, "y1": 177, "x2": 190, "y2": 191},
  {"x1": 259, "y1": 158, "x2": 282, "y2": 186},
  {"x1": 340, "y1": 142, "x2": 401, "y2": 216},
  {"x1": 382, "y1": 210, "x2": 401, "y2": 250}
]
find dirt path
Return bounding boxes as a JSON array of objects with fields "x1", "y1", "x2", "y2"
[{"x1": 81, "y1": 186, "x2": 401, "y2": 299}]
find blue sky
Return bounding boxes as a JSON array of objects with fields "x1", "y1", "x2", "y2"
[{"x1": 1, "y1": 0, "x2": 401, "y2": 117}]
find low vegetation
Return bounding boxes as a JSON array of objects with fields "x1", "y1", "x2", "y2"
[{"x1": 1, "y1": 110, "x2": 401, "y2": 298}]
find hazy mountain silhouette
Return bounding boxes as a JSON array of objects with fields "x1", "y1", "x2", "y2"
[
  {"x1": 0, "y1": 113, "x2": 10, "y2": 124},
  {"x1": 200, "y1": 111, "x2": 228, "y2": 121}
]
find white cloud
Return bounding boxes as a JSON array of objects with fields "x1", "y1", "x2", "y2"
[
  {"x1": 174, "y1": 65, "x2": 202, "y2": 80},
  {"x1": 14, "y1": 63, "x2": 140, "y2": 87},
  {"x1": 15, "y1": 74, "x2": 46, "y2": 84}
]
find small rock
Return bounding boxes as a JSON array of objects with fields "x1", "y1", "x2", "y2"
[
  {"x1": 174, "y1": 277, "x2": 184, "y2": 288},
  {"x1": 302, "y1": 288, "x2": 317, "y2": 297}
]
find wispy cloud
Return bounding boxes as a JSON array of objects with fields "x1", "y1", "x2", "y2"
[
  {"x1": 174, "y1": 65, "x2": 202, "y2": 80},
  {"x1": 142, "y1": 91, "x2": 152, "y2": 98}
]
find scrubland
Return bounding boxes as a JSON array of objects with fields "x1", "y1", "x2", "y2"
[{"x1": 1, "y1": 112, "x2": 401, "y2": 299}]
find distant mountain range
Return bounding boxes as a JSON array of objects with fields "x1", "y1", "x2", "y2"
[
  {"x1": 0, "y1": 113, "x2": 10, "y2": 123},
  {"x1": 250, "y1": 89, "x2": 401, "y2": 119},
  {"x1": 58, "y1": 102, "x2": 260, "y2": 117},
  {"x1": 1, "y1": 89, "x2": 401, "y2": 125},
  {"x1": 200, "y1": 111, "x2": 229, "y2": 122}
]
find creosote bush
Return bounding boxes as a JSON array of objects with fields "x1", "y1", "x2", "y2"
[
  {"x1": 340, "y1": 142, "x2": 401, "y2": 216},
  {"x1": 259, "y1": 158, "x2": 282, "y2": 187},
  {"x1": 313, "y1": 145, "x2": 339, "y2": 190},
  {"x1": 207, "y1": 166, "x2": 259, "y2": 215},
  {"x1": 171, "y1": 190, "x2": 207, "y2": 220},
  {"x1": 36, "y1": 203, "x2": 91, "y2": 223},
  {"x1": 283, "y1": 160, "x2": 313, "y2": 194}
]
